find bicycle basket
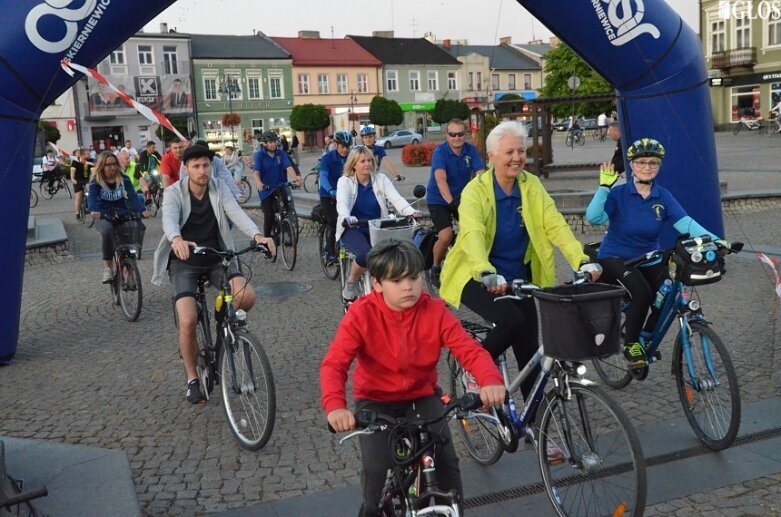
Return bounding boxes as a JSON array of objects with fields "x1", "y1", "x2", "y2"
[
  {"x1": 532, "y1": 283, "x2": 625, "y2": 361},
  {"x1": 670, "y1": 236, "x2": 723, "y2": 286},
  {"x1": 310, "y1": 203, "x2": 325, "y2": 224},
  {"x1": 113, "y1": 221, "x2": 144, "y2": 247},
  {"x1": 368, "y1": 218, "x2": 415, "y2": 247}
]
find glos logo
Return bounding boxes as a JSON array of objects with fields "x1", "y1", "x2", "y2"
[
  {"x1": 592, "y1": 0, "x2": 661, "y2": 47},
  {"x1": 25, "y1": 0, "x2": 99, "y2": 54}
]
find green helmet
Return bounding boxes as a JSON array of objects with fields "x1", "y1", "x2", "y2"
[{"x1": 626, "y1": 138, "x2": 666, "y2": 161}]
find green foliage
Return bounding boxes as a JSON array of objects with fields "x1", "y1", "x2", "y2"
[
  {"x1": 155, "y1": 116, "x2": 189, "y2": 143},
  {"x1": 37, "y1": 121, "x2": 61, "y2": 145},
  {"x1": 476, "y1": 114, "x2": 499, "y2": 163},
  {"x1": 369, "y1": 96, "x2": 403, "y2": 129},
  {"x1": 432, "y1": 99, "x2": 470, "y2": 124},
  {"x1": 539, "y1": 44, "x2": 614, "y2": 118},
  {"x1": 290, "y1": 104, "x2": 330, "y2": 132}
]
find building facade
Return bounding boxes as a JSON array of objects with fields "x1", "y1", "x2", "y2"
[
  {"x1": 701, "y1": 0, "x2": 781, "y2": 128},
  {"x1": 40, "y1": 91, "x2": 79, "y2": 154},
  {"x1": 190, "y1": 33, "x2": 292, "y2": 155},
  {"x1": 72, "y1": 27, "x2": 193, "y2": 153}
]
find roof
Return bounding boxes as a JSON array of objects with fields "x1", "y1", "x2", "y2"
[
  {"x1": 189, "y1": 34, "x2": 289, "y2": 60},
  {"x1": 512, "y1": 43, "x2": 554, "y2": 58},
  {"x1": 271, "y1": 37, "x2": 381, "y2": 66},
  {"x1": 441, "y1": 44, "x2": 539, "y2": 70},
  {"x1": 348, "y1": 35, "x2": 461, "y2": 66}
]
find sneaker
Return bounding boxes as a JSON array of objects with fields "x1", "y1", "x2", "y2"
[
  {"x1": 430, "y1": 266, "x2": 441, "y2": 289},
  {"x1": 186, "y1": 379, "x2": 206, "y2": 404},
  {"x1": 623, "y1": 342, "x2": 647, "y2": 367},
  {"x1": 101, "y1": 267, "x2": 114, "y2": 284},
  {"x1": 462, "y1": 371, "x2": 480, "y2": 394},
  {"x1": 342, "y1": 282, "x2": 359, "y2": 301},
  {"x1": 76, "y1": 213, "x2": 81, "y2": 221}
]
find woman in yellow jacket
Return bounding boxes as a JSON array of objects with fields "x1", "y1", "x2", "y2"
[{"x1": 440, "y1": 121, "x2": 600, "y2": 398}]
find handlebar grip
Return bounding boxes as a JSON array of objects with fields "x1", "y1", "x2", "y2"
[
  {"x1": 255, "y1": 243, "x2": 272, "y2": 258},
  {"x1": 327, "y1": 422, "x2": 336, "y2": 434},
  {"x1": 456, "y1": 392, "x2": 483, "y2": 412}
]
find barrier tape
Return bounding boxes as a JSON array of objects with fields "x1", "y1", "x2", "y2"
[
  {"x1": 47, "y1": 141, "x2": 70, "y2": 159},
  {"x1": 756, "y1": 253, "x2": 781, "y2": 301},
  {"x1": 60, "y1": 60, "x2": 188, "y2": 143}
]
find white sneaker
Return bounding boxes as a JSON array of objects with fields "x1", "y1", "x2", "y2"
[
  {"x1": 342, "y1": 282, "x2": 358, "y2": 301},
  {"x1": 102, "y1": 267, "x2": 114, "y2": 284},
  {"x1": 462, "y1": 371, "x2": 480, "y2": 394}
]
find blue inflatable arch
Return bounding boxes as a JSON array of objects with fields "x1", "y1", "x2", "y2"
[{"x1": 0, "y1": 0, "x2": 722, "y2": 360}]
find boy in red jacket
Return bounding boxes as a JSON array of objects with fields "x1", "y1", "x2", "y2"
[{"x1": 321, "y1": 239, "x2": 505, "y2": 516}]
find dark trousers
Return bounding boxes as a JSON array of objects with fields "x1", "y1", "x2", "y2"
[
  {"x1": 599, "y1": 258, "x2": 668, "y2": 343},
  {"x1": 355, "y1": 392, "x2": 462, "y2": 517},
  {"x1": 43, "y1": 166, "x2": 62, "y2": 188},
  {"x1": 260, "y1": 186, "x2": 295, "y2": 237},
  {"x1": 341, "y1": 228, "x2": 371, "y2": 267},
  {"x1": 320, "y1": 197, "x2": 337, "y2": 257},
  {"x1": 461, "y1": 279, "x2": 539, "y2": 399},
  {"x1": 94, "y1": 219, "x2": 146, "y2": 261}
]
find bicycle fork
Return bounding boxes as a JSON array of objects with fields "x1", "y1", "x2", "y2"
[{"x1": 678, "y1": 317, "x2": 719, "y2": 393}]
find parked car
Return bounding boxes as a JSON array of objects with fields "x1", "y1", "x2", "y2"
[
  {"x1": 376, "y1": 130, "x2": 423, "y2": 149},
  {"x1": 552, "y1": 121, "x2": 568, "y2": 132},
  {"x1": 580, "y1": 118, "x2": 598, "y2": 131}
]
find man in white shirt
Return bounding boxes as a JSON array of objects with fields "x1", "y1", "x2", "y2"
[
  {"x1": 122, "y1": 139, "x2": 139, "y2": 162},
  {"x1": 597, "y1": 112, "x2": 608, "y2": 140}
]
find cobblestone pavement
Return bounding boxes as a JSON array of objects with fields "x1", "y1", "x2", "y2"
[{"x1": 2, "y1": 133, "x2": 780, "y2": 515}]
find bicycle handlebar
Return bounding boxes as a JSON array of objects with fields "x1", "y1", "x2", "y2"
[
  {"x1": 341, "y1": 215, "x2": 417, "y2": 229},
  {"x1": 192, "y1": 241, "x2": 272, "y2": 259},
  {"x1": 586, "y1": 237, "x2": 743, "y2": 270}
]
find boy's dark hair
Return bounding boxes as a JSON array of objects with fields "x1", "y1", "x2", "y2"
[{"x1": 367, "y1": 239, "x2": 424, "y2": 282}]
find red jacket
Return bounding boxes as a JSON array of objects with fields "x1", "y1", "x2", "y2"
[{"x1": 320, "y1": 291, "x2": 503, "y2": 414}]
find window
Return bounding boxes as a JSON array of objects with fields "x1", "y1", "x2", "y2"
[
  {"x1": 298, "y1": 74, "x2": 310, "y2": 94},
  {"x1": 163, "y1": 46, "x2": 178, "y2": 74},
  {"x1": 770, "y1": 12, "x2": 781, "y2": 46},
  {"x1": 409, "y1": 70, "x2": 420, "y2": 91},
  {"x1": 730, "y1": 85, "x2": 760, "y2": 122},
  {"x1": 318, "y1": 74, "x2": 329, "y2": 94},
  {"x1": 337, "y1": 74, "x2": 348, "y2": 94},
  {"x1": 386, "y1": 70, "x2": 398, "y2": 92},
  {"x1": 110, "y1": 47, "x2": 125, "y2": 65},
  {"x1": 476, "y1": 72, "x2": 482, "y2": 91},
  {"x1": 269, "y1": 75, "x2": 283, "y2": 99},
  {"x1": 491, "y1": 74, "x2": 499, "y2": 91},
  {"x1": 468, "y1": 72, "x2": 474, "y2": 90},
  {"x1": 711, "y1": 20, "x2": 726, "y2": 54},
  {"x1": 735, "y1": 16, "x2": 751, "y2": 48},
  {"x1": 357, "y1": 74, "x2": 368, "y2": 93},
  {"x1": 247, "y1": 76, "x2": 261, "y2": 99},
  {"x1": 508, "y1": 73, "x2": 516, "y2": 90},
  {"x1": 447, "y1": 71, "x2": 457, "y2": 90},
  {"x1": 137, "y1": 44, "x2": 153, "y2": 65},
  {"x1": 523, "y1": 73, "x2": 532, "y2": 90},
  {"x1": 427, "y1": 70, "x2": 438, "y2": 91},
  {"x1": 204, "y1": 77, "x2": 217, "y2": 101}
]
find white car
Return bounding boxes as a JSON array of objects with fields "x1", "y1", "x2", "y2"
[{"x1": 375, "y1": 130, "x2": 423, "y2": 149}]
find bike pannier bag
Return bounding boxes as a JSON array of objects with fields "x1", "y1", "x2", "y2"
[{"x1": 670, "y1": 236, "x2": 723, "y2": 286}]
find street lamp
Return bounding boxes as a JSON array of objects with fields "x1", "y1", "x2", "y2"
[
  {"x1": 348, "y1": 89, "x2": 358, "y2": 133},
  {"x1": 218, "y1": 75, "x2": 241, "y2": 146}
]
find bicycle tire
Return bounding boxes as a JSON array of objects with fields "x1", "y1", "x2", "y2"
[
  {"x1": 319, "y1": 225, "x2": 339, "y2": 280},
  {"x1": 565, "y1": 134, "x2": 574, "y2": 148},
  {"x1": 537, "y1": 384, "x2": 647, "y2": 517},
  {"x1": 79, "y1": 195, "x2": 87, "y2": 224},
  {"x1": 39, "y1": 180, "x2": 54, "y2": 200},
  {"x1": 448, "y1": 355, "x2": 504, "y2": 465},
  {"x1": 339, "y1": 253, "x2": 355, "y2": 312},
  {"x1": 424, "y1": 268, "x2": 440, "y2": 297},
  {"x1": 195, "y1": 310, "x2": 215, "y2": 397},
  {"x1": 673, "y1": 321, "x2": 740, "y2": 450},
  {"x1": 220, "y1": 330, "x2": 276, "y2": 450},
  {"x1": 576, "y1": 133, "x2": 585, "y2": 146},
  {"x1": 30, "y1": 189, "x2": 38, "y2": 209},
  {"x1": 145, "y1": 194, "x2": 158, "y2": 217},
  {"x1": 241, "y1": 178, "x2": 253, "y2": 202},
  {"x1": 303, "y1": 172, "x2": 319, "y2": 193},
  {"x1": 279, "y1": 218, "x2": 297, "y2": 271},
  {"x1": 591, "y1": 353, "x2": 633, "y2": 389},
  {"x1": 733, "y1": 123, "x2": 741, "y2": 135},
  {"x1": 63, "y1": 180, "x2": 72, "y2": 199},
  {"x1": 117, "y1": 256, "x2": 142, "y2": 321}
]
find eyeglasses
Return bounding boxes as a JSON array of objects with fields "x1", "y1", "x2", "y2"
[
  {"x1": 447, "y1": 131, "x2": 466, "y2": 138},
  {"x1": 633, "y1": 160, "x2": 661, "y2": 169},
  {"x1": 104, "y1": 162, "x2": 119, "y2": 167}
]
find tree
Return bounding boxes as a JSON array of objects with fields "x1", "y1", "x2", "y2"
[
  {"x1": 539, "y1": 44, "x2": 614, "y2": 118},
  {"x1": 155, "y1": 115, "x2": 189, "y2": 143},
  {"x1": 37, "y1": 121, "x2": 61, "y2": 145},
  {"x1": 369, "y1": 96, "x2": 403, "y2": 131},
  {"x1": 432, "y1": 98, "x2": 469, "y2": 125},
  {"x1": 290, "y1": 104, "x2": 330, "y2": 148}
]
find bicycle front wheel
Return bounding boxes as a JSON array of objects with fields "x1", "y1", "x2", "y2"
[
  {"x1": 576, "y1": 133, "x2": 585, "y2": 146},
  {"x1": 319, "y1": 225, "x2": 339, "y2": 280},
  {"x1": 565, "y1": 134, "x2": 574, "y2": 148},
  {"x1": 241, "y1": 178, "x2": 253, "y2": 201},
  {"x1": 30, "y1": 189, "x2": 38, "y2": 208},
  {"x1": 448, "y1": 355, "x2": 504, "y2": 465},
  {"x1": 63, "y1": 180, "x2": 72, "y2": 199},
  {"x1": 117, "y1": 256, "x2": 142, "y2": 321},
  {"x1": 674, "y1": 321, "x2": 740, "y2": 450},
  {"x1": 537, "y1": 384, "x2": 647, "y2": 517},
  {"x1": 220, "y1": 330, "x2": 276, "y2": 450},
  {"x1": 39, "y1": 180, "x2": 54, "y2": 200},
  {"x1": 195, "y1": 309, "x2": 214, "y2": 397},
  {"x1": 303, "y1": 172, "x2": 319, "y2": 193},
  {"x1": 279, "y1": 218, "x2": 297, "y2": 271}
]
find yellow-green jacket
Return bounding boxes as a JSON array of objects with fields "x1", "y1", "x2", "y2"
[{"x1": 440, "y1": 167, "x2": 589, "y2": 309}]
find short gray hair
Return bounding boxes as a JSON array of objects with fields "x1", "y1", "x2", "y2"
[{"x1": 485, "y1": 121, "x2": 528, "y2": 155}]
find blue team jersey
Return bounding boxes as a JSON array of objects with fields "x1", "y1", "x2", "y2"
[
  {"x1": 598, "y1": 181, "x2": 688, "y2": 260},
  {"x1": 319, "y1": 149, "x2": 347, "y2": 198},
  {"x1": 371, "y1": 145, "x2": 387, "y2": 168},
  {"x1": 426, "y1": 142, "x2": 484, "y2": 205},
  {"x1": 254, "y1": 149, "x2": 292, "y2": 201},
  {"x1": 489, "y1": 178, "x2": 529, "y2": 283}
]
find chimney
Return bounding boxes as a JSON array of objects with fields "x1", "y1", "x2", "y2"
[
  {"x1": 443, "y1": 39, "x2": 451, "y2": 50},
  {"x1": 372, "y1": 31, "x2": 394, "y2": 38},
  {"x1": 499, "y1": 36, "x2": 512, "y2": 45},
  {"x1": 298, "y1": 30, "x2": 321, "y2": 39},
  {"x1": 528, "y1": 39, "x2": 542, "y2": 46},
  {"x1": 549, "y1": 36, "x2": 561, "y2": 46},
  {"x1": 160, "y1": 22, "x2": 168, "y2": 34}
]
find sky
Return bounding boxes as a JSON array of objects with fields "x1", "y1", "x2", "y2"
[{"x1": 143, "y1": 0, "x2": 701, "y2": 45}]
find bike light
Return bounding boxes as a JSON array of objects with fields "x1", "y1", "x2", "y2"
[
  {"x1": 151, "y1": 168, "x2": 159, "y2": 176},
  {"x1": 576, "y1": 364, "x2": 588, "y2": 376},
  {"x1": 688, "y1": 299, "x2": 701, "y2": 311},
  {"x1": 691, "y1": 251, "x2": 702, "y2": 263}
]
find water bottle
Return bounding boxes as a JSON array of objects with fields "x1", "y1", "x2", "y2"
[{"x1": 654, "y1": 279, "x2": 672, "y2": 309}]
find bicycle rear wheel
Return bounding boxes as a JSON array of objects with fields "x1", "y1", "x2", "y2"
[
  {"x1": 576, "y1": 133, "x2": 585, "y2": 146},
  {"x1": 448, "y1": 355, "x2": 504, "y2": 465},
  {"x1": 220, "y1": 330, "x2": 276, "y2": 450},
  {"x1": 241, "y1": 178, "x2": 253, "y2": 202},
  {"x1": 319, "y1": 225, "x2": 339, "y2": 280},
  {"x1": 537, "y1": 384, "x2": 646, "y2": 517},
  {"x1": 303, "y1": 171, "x2": 319, "y2": 193},
  {"x1": 673, "y1": 321, "x2": 740, "y2": 450},
  {"x1": 565, "y1": 134, "x2": 574, "y2": 148},
  {"x1": 30, "y1": 189, "x2": 38, "y2": 208},
  {"x1": 195, "y1": 308, "x2": 214, "y2": 398},
  {"x1": 279, "y1": 218, "x2": 297, "y2": 271},
  {"x1": 117, "y1": 256, "x2": 142, "y2": 321},
  {"x1": 63, "y1": 180, "x2": 72, "y2": 199},
  {"x1": 591, "y1": 353, "x2": 633, "y2": 389},
  {"x1": 39, "y1": 180, "x2": 54, "y2": 200}
]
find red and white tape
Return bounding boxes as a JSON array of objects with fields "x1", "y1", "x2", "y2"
[{"x1": 756, "y1": 253, "x2": 781, "y2": 301}]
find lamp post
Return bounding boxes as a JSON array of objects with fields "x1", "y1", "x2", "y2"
[
  {"x1": 218, "y1": 75, "x2": 241, "y2": 146},
  {"x1": 348, "y1": 89, "x2": 358, "y2": 133}
]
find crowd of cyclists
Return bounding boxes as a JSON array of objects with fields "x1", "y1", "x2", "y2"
[{"x1": 41, "y1": 118, "x2": 739, "y2": 515}]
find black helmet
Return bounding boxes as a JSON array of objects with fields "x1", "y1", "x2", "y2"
[
  {"x1": 261, "y1": 131, "x2": 279, "y2": 143},
  {"x1": 334, "y1": 131, "x2": 353, "y2": 147},
  {"x1": 626, "y1": 138, "x2": 666, "y2": 161}
]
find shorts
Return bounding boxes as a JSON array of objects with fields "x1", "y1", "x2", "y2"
[
  {"x1": 169, "y1": 258, "x2": 242, "y2": 302},
  {"x1": 74, "y1": 182, "x2": 87, "y2": 193},
  {"x1": 428, "y1": 203, "x2": 455, "y2": 233}
]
